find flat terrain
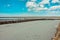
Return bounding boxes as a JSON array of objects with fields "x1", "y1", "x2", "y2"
[{"x1": 0, "y1": 20, "x2": 60, "y2": 40}]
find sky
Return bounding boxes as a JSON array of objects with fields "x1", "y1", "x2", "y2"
[{"x1": 0, "y1": 0, "x2": 60, "y2": 16}]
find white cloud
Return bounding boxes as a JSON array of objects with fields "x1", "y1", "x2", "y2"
[
  {"x1": 26, "y1": 0, "x2": 50, "y2": 8},
  {"x1": 49, "y1": 5, "x2": 60, "y2": 10},
  {"x1": 52, "y1": 0, "x2": 60, "y2": 3},
  {"x1": 26, "y1": 0, "x2": 49, "y2": 12},
  {"x1": 26, "y1": 0, "x2": 60, "y2": 12},
  {"x1": 39, "y1": 0, "x2": 50, "y2": 4},
  {"x1": 26, "y1": 1, "x2": 37, "y2": 8},
  {"x1": 27, "y1": 7, "x2": 48, "y2": 12},
  {"x1": 32, "y1": 7, "x2": 48, "y2": 11},
  {"x1": 38, "y1": 0, "x2": 50, "y2": 8},
  {"x1": 30, "y1": 0, "x2": 37, "y2": 1},
  {"x1": 39, "y1": 4, "x2": 44, "y2": 8}
]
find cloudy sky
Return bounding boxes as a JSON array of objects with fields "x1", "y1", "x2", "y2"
[
  {"x1": 26, "y1": 0, "x2": 60, "y2": 11},
  {"x1": 0, "y1": 0, "x2": 60, "y2": 16}
]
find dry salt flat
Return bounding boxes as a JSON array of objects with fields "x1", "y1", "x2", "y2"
[{"x1": 0, "y1": 20, "x2": 60, "y2": 40}]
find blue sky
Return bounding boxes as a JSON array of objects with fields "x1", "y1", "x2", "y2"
[
  {"x1": 0, "y1": 0, "x2": 60, "y2": 16},
  {"x1": 0, "y1": 0, "x2": 27, "y2": 13}
]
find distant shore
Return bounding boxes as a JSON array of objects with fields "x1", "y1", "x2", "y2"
[{"x1": 0, "y1": 16, "x2": 60, "y2": 25}]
